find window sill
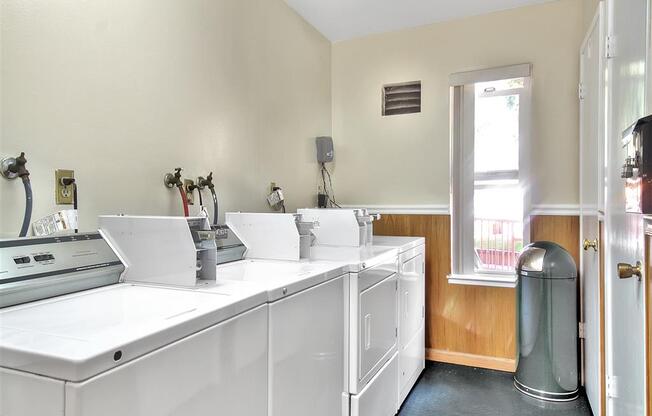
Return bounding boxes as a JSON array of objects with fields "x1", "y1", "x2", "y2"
[{"x1": 447, "y1": 273, "x2": 517, "y2": 288}]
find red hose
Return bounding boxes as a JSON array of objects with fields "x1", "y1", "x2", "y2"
[{"x1": 178, "y1": 186, "x2": 189, "y2": 217}]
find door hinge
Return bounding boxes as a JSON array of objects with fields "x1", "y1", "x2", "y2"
[
  {"x1": 578, "y1": 83, "x2": 585, "y2": 101},
  {"x1": 578, "y1": 322, "x2": 586, "y2": 339},
  {"x1": 606, "y1": 35, "x2": 616, "y2": 59},
  {"x1": 396, "y1": 280, "x2": 399, "y2": 291},
  {"x1": 422, "y1": 305, "x2": 425, "y2": 319},
  {"x1": 395, "y1": 327, "x2": 398, "y2": 338}
]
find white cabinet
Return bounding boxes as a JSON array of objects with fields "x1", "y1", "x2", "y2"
[{"x1": 64, "y1": 305, "x2": 268, "y2": 416}]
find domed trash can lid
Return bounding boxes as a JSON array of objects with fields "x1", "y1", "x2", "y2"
[{"x1": 517, "y1": 241, "x2": 577, "y2": 280}]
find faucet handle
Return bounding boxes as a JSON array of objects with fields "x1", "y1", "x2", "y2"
[
  {"x1": 9, "y1": 152, "x2": 29, "y2": 177},
  {"x1": 164, "y1": 167, "x2": 184, "y2": 188}
]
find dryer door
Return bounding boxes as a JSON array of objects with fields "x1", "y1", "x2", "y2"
[{"x1": 357, "y1": 273, "x2": 398, "y2": 388}]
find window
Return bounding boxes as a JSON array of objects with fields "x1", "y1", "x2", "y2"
[{"x1": 449, "y1": 64, "x2": 531, "y2": 286}]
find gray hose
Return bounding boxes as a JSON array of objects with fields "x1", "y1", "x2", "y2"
[
  {"x1": 210, "y1": 188, "x2": 218, "y2": 226},
  {"x1": 19, "y1": 177, "x2": 33, "y2": 237}
]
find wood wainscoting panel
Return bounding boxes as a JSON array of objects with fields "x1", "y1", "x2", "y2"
[
  {"x1": 375, "y1": 214, "x2": 581, "y2": 373},
  {"x1": 374, "y1": 214, "x2": 517, "y2": 371},
  {"x1": 530, "y1": 215, "x2": 580, "y2": 267}
]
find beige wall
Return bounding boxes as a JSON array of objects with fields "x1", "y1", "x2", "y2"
[
  {"x1": 582, "y1": 0, "x2": 601, "y2": 32},
  {"x1": 0, "y1": 0, "x2": 331, "y2": 236},
  {"x1": 331, "y1": 0, "x2": 584, "y2": 208}
]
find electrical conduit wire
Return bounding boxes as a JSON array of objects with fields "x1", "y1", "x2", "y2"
[
  {"x1": 178, "y1": 186, "x2": 190, "y2": 217},
  {"x1": 210, "y1": 188, "x2": 218, "y2": 225},
  {"x1": 19, "y1": 177, "x2": 33, "y2": 238},
  {"x1": 197, "y1": 187, "x2": 204, "y2": 207},
  {"x1": 72, "y1": 182, "x2": 78, "y2": 234}
]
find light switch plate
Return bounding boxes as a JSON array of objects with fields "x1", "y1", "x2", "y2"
[
  {"x1": 184, "y1": 179, "x2": 195, "y2": 205},
  {"x1": 55, "y1": 169, "x2": 75, "y2": 205}
]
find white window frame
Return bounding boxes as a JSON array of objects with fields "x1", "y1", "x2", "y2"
[{"x1": 448, "y1": 64, "x2": 532, "y2": 288}]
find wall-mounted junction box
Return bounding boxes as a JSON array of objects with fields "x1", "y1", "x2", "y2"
[
  {"x1": 55, "y1": 169, "x2": 75, "y2": 205},
  {"x1": 184, "y1": 179, "x2": 195, "y2": 205}
]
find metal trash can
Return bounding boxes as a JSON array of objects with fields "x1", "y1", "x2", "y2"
[{"x1": 515, "y1": 241, "x2": 579, "y2": 402}]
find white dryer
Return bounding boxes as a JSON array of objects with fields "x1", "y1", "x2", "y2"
[
  {"x1": 373, "y1": 236, "x2": 426, "y2": 404},
  {"x1": 0, "y1": 232, "x2": 268, "y2": 416},
  {"x1": 309, "y1": 245, "x2": 400, "y2": 416},
  {"x1": 224, "y1": 212, "x2": 404, "y2": 416}
]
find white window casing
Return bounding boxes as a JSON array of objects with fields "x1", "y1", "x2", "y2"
[{"x1": 448, "y1": 64, "x2": 532, "y2": 288}]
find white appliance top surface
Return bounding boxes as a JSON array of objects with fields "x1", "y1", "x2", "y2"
[
  {"x1": 309, "y1": 245, "x2": 399, "y2": 272},
  {"x1": 0, "y1": 283, "x2": 267, "y2": 382},
  {"x1": 215, "y1": 259, "x2": 349, "y2": 302},
  {"x1": 372, "y1": 236, "x2": 425, "y2": 252}
]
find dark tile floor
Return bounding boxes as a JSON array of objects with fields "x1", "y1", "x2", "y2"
[{"x1": 398, "y1": 362, "x2": 593, "y2": 416}]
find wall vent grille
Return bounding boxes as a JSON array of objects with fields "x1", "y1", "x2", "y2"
[{"x1": 382, "y1": 81, "x2": 421, "y2": 116}]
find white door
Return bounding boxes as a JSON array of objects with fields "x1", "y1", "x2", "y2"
[
  {"x1": 604, "y1": 0, "x2": 648, "y2": 414},
  {"x1": 579, "y1": 4, "x2": 605, "y2": 414}
]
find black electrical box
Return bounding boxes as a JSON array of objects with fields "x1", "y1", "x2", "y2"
[{"x1": 623, "y1": 115, "x2": 652, "y2": 213}]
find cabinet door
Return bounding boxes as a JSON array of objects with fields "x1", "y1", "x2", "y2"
[
  {"x1": 579, "y1": 8, "x2": 605, "y2": 413},
  {"x1": 604, "y1": 0, "x2": 648, "y2": 414},
  {"x1": 65, "y1": 305, "x2": 268, "y2": 416},
  {"x1": 269, "y1": 276, "x2": 346, "y2": 416}
]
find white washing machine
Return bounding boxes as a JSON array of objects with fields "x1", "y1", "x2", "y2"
[
  {"x1": 223, "y1": 212, "x2": 409, "y2": 416},
  {"x1": 309, "y1": 245, "x2": 400, "y2": 416},
  {"x1": 373, "y1": 236, "x2": 426, "y2": 404},
  {"x1": 0, "y1": 232, "x2": 269, "y2": 416},
  {"x1": 100, "y1": 214, "x2": 352, "y2": 416},
  {"x1": 211, "y1": 259, "x2": 350, "y2": 416}
]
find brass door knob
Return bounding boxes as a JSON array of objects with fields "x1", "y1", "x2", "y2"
[
  {"x1": 583, "y1": 238, "x2": 598, "y2": 252},
  {"x1": 617, "y1": 261, "x2": 642, "y2": 280}
]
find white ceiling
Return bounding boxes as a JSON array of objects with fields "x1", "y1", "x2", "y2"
[{"x1": 285, "y1": 0, "x2": 555, "y2": 42}]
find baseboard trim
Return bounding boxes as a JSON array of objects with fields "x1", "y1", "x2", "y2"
[{"x1": 426, "y1": 348, "x2": 517, "y2": 373}]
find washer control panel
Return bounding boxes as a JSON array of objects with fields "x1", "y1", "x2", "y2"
[{"x1": 0, "y1": 232, "x2": 125, "y2": 308}]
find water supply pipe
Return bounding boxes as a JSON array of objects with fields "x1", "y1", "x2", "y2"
[
  {"x1": 164, "y1": 167, "x2": 189, "y2": 217},
  {"x1": 1, "y1": 152, "x2": 32, "y2": 237},
  {"x1": 198, "y1": 172, "x2": 218, "y2": 225}
]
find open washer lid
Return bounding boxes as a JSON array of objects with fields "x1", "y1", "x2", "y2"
[{"x1": 0, "y1": 283, "x2": 267, "y2": 382}]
